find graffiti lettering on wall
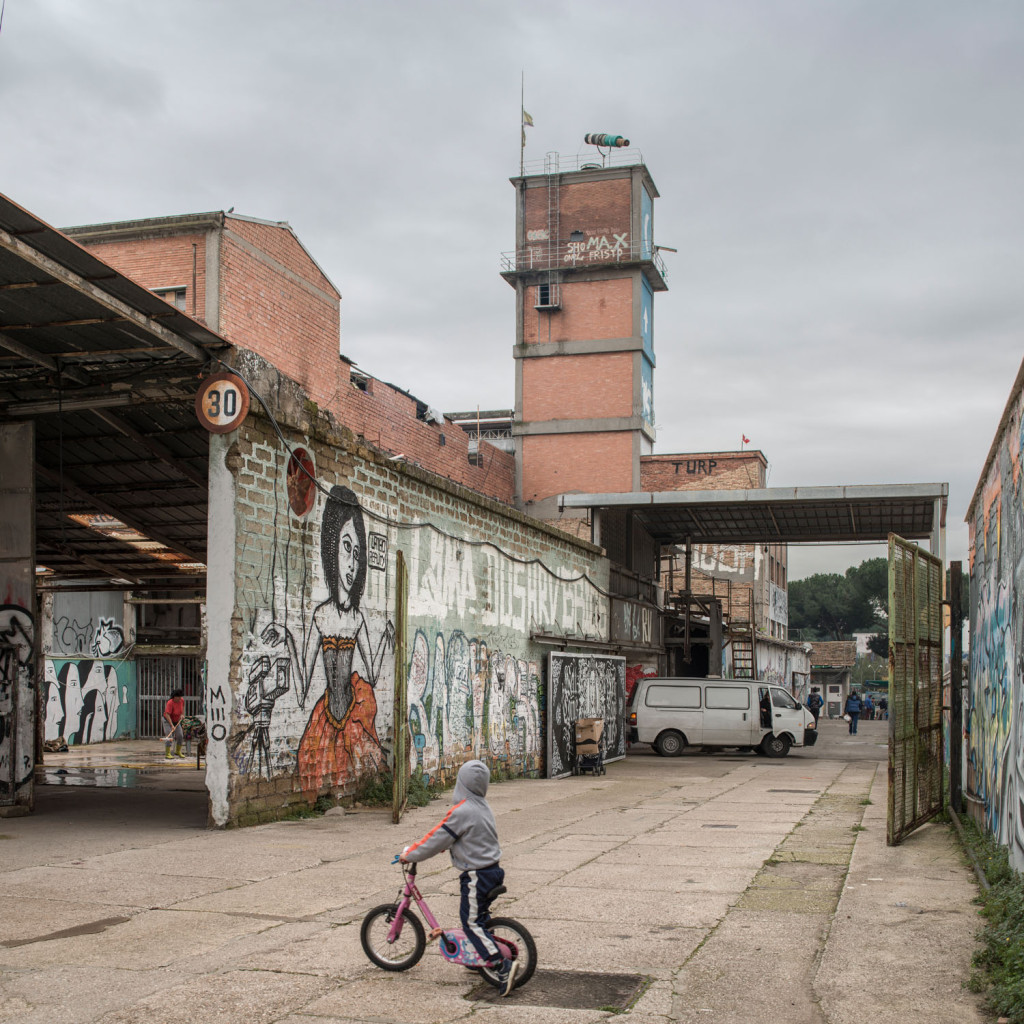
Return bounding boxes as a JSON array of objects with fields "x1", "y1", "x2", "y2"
[
  {"x1": 547, "y1": 653, "x2": 625, "y2": 779},
  {"x1": 968, "y1": 388, "x2": 1024, "y2": 870},
  {"x1": 1, "y1": 605, "x2": 35, "y2": 798},
  {"x1": 241, "y1": 485, "x2": 395, "y2": 790},
  {"x1": 610, "y1": 597, "x2": 659, "y2": 648},
  {"x1": 675, "y1": 459, "x2": 718, "y2": 476},
  {"x1": 408, "y1": 528, "x2": 604, "y2": 638},
  {"x1": 44, "y1": 660, "x2": 133, "y2": 744},
  {"x1": 407, "y1": 628, "x2": 540, "y2": 783},
  {"x1": 693, "y1": 544, "x2": 755, "y2": 581},
  {"x1": 52, "y1": 615, "x2": 128, "y2": 657},
  {"x1": 564, "y1": 232, "x2": 630, "y2": 263}
]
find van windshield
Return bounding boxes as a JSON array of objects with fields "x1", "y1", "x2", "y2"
[{"x1": 771, "y1": 688, "x2": 800, "y2": 710}]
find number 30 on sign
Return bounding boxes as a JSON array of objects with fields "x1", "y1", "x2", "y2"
[{"x1": 195, "y1": 372, "x2": 250, "y2": 433}]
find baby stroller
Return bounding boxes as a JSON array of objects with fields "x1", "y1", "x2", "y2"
[{"x1": 572, "y1": 717, "x2": 605, "y2": 776}]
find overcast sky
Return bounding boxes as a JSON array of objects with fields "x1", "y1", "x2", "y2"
[{"x1": 2, "y1": 0, "x2": 1021, "y2": 578}]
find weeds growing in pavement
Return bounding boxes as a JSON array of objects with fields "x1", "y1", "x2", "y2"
[{"x1": 957, "y1": 814, "x2": 1024, "y2": 1023}]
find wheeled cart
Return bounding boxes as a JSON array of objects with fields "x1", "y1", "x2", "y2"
[{"x1": 572, "y1": 717, "x2": 605, "y2": 776}]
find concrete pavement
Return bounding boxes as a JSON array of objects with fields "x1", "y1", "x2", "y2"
[{"x1": 0, "y1": 719, "x2": 987, "y2": 1023}]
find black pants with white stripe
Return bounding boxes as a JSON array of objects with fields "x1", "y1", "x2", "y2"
[{"x1": 459, "y1": 864, "x2": 504, "y2": 965}]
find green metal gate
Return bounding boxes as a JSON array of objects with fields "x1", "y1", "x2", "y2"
[
  {"x1": 392, "y1": 550, "x2": 410, "y2": 824},
  {"x1": 887, "y1": 534, "x2": 944, "y2": 846}
]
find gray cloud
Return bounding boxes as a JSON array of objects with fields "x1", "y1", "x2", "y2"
[{"x1": 2, "y1": 0, "x2": 1021, "y2": 576}]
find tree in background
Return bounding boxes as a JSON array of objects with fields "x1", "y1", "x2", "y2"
[
  {"x1": 790, "y1": 558, "x2": 969, "y2": 647},
  {"x1": 789, "y1": 558, "x2": 888, "y2": 640}
]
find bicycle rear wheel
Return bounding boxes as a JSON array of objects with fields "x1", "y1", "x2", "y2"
[
  {"x1": 360, "y1": 904, "x2": 426, "y2": 971},
  {"x1": 477, "y1": 917, "x2": 537, "y2": 990}
]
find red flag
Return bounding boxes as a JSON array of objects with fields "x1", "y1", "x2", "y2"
[{"x1": 742, "y1": 435, "x2": 750, "y2": 445}]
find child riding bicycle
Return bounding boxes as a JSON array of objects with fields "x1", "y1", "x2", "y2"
[{"x1": 400, "y1": 759, "x2": 517, "y2": 996}]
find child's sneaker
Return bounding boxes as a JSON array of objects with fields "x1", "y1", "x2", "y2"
[{"x1": 495, "y1": 957, "x2": 518, "y2": 997}]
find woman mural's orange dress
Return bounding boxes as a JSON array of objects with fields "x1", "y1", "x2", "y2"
[{"x1": 297, "y1": 635, "x2": 382, "y2": 796}]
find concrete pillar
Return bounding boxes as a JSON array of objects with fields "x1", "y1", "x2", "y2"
[
  {"x1": 205, "y1": 432, "x2": 235, "y2": 826},
  {"x1": 0, "y1": 421, "x2": 36, "y2": 814}
]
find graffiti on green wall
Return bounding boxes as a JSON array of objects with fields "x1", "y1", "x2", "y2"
[{"x1": 45, "y1": 659, "x2": 135, "y2": 744}]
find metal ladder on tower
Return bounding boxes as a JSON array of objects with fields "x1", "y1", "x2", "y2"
[{"x1": 544, "y1": 151, "x2": 560, "y2": 306}]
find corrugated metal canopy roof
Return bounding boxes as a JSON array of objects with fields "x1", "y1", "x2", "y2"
[
  {"x1": 0, "y1": 192, "x2": 231, "y2": 587},
  {"x1": 560, "y1": 483, "x2": 948, "y2": 547}
]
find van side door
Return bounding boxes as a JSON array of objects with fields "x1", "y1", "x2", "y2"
[
  {"x1": 770, "y1": 686, "x2": 806, "y2": 740},
  {"x1": 702, "y1": 684, "x2": 759, "y2": 746}
]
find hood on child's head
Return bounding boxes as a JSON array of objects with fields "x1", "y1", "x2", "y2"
[{"x1": 453, "y1": 759, "x2": 489, "y2": 801}]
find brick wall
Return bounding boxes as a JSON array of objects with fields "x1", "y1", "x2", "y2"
[
  {"x1": 219, "y1": 220, "x2": 342, "y2": 413},
  {"x1": 523, "y1": 277, "x2": 634, "y2": 345},
  {"x1": 519, "y1": 432, "x2": 634, "y2": 504},
  {"x1": 522, "y1": 352, "x2": 633, "y2": 421},
  {"x1": 205, "y1": 352, "x2": 610, "y2": 825},
  {"x1": 80, "y1": 233, "x2": 208, "y2": 321},
  {"x1": 524, "y1": 175, "x2": 632, "y2": 242},
  {"x1": 641, "y1": 451, "x2": 767, "y2": 491},
  {"x1": 73, "y1": 217, "x2": 515, "y2": 503}
]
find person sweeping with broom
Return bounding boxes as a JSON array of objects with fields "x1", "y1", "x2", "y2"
[{"x1": 163, "y1": 688, "x2": 187, "y2": 759}]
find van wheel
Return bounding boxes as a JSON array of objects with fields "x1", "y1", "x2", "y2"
[
  {"x1": 760, "y1": 733, "x2": 791, "y2": 758},
  {"x1": 655, "y1": 731, "x2": 685, "y2": 757}
]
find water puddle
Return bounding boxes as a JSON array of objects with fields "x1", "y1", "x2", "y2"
[{"x1": 36, "y1": 766, "x2": 147, "y2": 788}]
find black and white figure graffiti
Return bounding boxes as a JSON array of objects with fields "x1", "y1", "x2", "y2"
[
  {"x1": 1, "y1": 605, "x2": 35, "y2": 799},
  {"x1": 546, "y1": 653, "x2": 626, "y2": 779}
]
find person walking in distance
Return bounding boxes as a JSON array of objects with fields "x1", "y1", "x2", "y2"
[
  {"x1": 844, "y1": 690, "x2": 863, "y2": 735},
  {"x1": 806, "y1": 687, "x2": 823, "y2": 725},
  {"x1": 863, "y1": 692, "x2": 874, "y2": 721},
  {"x1": 163, "y1": 688, "x2": 186, "y2": 759}
]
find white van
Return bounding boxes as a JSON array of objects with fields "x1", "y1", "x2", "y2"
[{"x1": 627, "y1": 677, "x2": 817, "y2": 758}]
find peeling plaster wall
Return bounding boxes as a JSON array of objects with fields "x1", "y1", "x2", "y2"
[
  {"x1": 209, "y1": 355, "x2": 610, "y2": 826},
  {"x1": 756, "y1": 640, "x2": 810, "y2": 697},
  {"x1": 967, "y1": 378, "x2": 1024, "y2": 871}
]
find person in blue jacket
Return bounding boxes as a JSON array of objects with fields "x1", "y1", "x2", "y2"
[
  {"x1": 844, "y1": 690, "x2": 863, "y2": 735},
  {"x1": 806, "y1": 688, "x2": 823, "y2": 724}
]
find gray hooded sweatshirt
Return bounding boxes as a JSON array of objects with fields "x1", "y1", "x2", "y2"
[{"x1": 402, "y1": 759, "x2": 502, "y2": 872}]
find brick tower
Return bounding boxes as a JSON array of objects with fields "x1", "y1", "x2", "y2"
[{"x1": 501, "y1": 147, "x2": 667, "y2": 509}]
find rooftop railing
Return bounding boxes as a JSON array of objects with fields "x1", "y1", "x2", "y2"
[
  {"x1": 500, "y1": 239, "x2": 667, "y2": 279},
  {"x1": 519, "y1": 149, "x2": 646, "y2": 176}
]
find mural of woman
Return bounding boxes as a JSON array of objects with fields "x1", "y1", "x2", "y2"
[{"x1": 263, "y1": 485, "x2": 394, "y2": 797}]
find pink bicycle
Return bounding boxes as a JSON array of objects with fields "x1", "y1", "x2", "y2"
[{"x1": 360, "y1": 858, "x2": 536, "y2": 992}]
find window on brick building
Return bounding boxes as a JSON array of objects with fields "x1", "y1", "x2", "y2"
[
  {"x1": 153, "y1": 286, "x2": 186, "y2": 311},
  {"x1": 535, "y1": 282, "x2": 560, "y2": 308}
]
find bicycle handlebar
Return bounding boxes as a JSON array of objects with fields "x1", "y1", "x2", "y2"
[{"x1": 392, "y1": 855, "x2": 417, "y2": 876}]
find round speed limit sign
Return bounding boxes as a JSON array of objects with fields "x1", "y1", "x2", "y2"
[{"x1": 195, "y1": 372, "x2": 250, "y2": 433}]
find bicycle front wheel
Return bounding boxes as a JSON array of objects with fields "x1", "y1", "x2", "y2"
[
  {"x1": 360, "y1": 903, "x2": 426, "y2": 971},
  {"x1": 478, "y1": 917, "x2": 537, "y2": 990}
]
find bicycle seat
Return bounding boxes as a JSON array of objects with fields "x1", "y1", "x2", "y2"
[{"x1": 485, "y1": 884, "x2": 507, "y2": 900}]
